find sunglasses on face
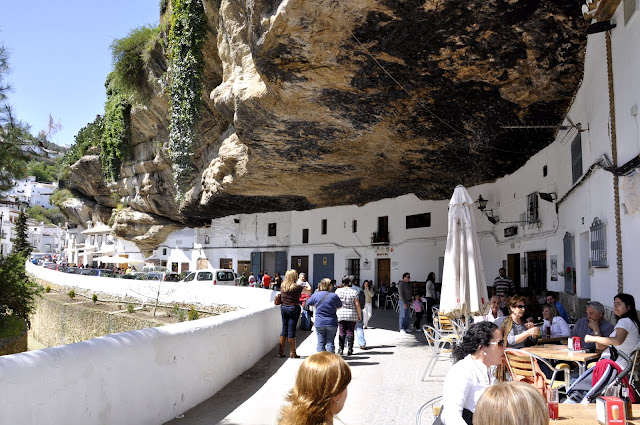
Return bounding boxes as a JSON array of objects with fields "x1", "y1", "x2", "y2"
[
  {"x1": 488, "y1": 340, "x2": 505, "y2": 347},
  {"x1": 514, "y1": 305, "x2": 526, "y2": 309}
]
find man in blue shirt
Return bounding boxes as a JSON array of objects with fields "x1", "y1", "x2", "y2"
[
  {"x1": 546, "y1": 292, "x2": 570, "y2": 323},
  {"x1": 572, "y1": 301, "x2": 615, "y2": 350}
]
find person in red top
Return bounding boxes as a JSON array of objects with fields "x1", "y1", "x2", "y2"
[{"x1": 262, "y1": 272, "x2": 271, "y2": 289}]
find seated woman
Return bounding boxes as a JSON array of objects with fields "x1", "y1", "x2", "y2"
[
  {"x1": 585, "y1": 293, "x2": 640, "y2": 366},
  {"x1": 474, "y1": 381, "x2": 548, "y2": 425},
  {"x1": 439, "y1": 321, "x2": 504, "y2": 425},
  {"x1": 278, "y1": 352, "x2": 351, "y2": 425},
  {"x1": 501, "y1": 295, "x2": 540, "y2": 348},
  {"x1": 542, "y1": 304, "x2": 570, "y2": 338}
]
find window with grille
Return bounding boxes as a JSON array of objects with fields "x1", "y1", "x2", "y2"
[
  {"x1": 268, "y1": 223, "x2": 277, "y2": 236},
  {"x1": 590, "y1": 217, "x2": 608, "y2": 267},
  {"x1": 625, "y1": 0, "x2": 638, "y2": 25},
  {"x1": 347, "y1": 259, "x2": 360, "y2": 283},
  {"x1": 527, "y1": 193, "x2": 539, "y2": 223},
  {"x1": 571, "y1": 134, "x2": 583, "y2": 184}
]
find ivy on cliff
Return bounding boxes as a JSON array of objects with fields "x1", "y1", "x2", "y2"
[
  {"x1": 101, "y1": 92, "x2": 132, "y2": 181},
  {"x1": 168, "y1": 0, "x2": 206, "y2": 195}
]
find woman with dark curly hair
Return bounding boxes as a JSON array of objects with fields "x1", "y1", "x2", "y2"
[
  {"x1": 278, "y1": 352, "x2": 351, "y2": 425},
  {"x1": 438, "y1": 321, "x2": 503, "y2": 425}
]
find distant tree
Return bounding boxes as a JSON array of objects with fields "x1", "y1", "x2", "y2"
[
  {"x1": 27, "y1": 160, "x2": 59, "y2": 182},
  {"x1": 11, "y1": 211, "x2": 32, "y2": 256},
  {"x1": 0, "y1": 251, "x2": 42, "y2": 320},
  {"x1": 1, "y1": 46, "x2": 58, "y2": 191}
]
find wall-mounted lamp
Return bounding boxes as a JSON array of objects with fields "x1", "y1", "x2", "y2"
[
  {"x1": 474, "y1": 195, "x2": 500, "y2": 224},
  {"x1": 538, "y1": 192, "x2": 558, "y2": 202}
]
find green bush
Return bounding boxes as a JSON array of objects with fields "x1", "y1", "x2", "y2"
[
  {"x1": 0, "y1": 315, "x2": 26, "y2": 338},
  {"x1": 178, "y1": 309, "x2": 185, "y2": 322},
  {"x1": 127, "y1": 304, "x2": 135, "y2": 313},
  {"x1": 168, "y1": 0, "x2": 206, "y2": 195},
  {"x1": 50, "y1": 189, "x2": 73, "y2": 208},
  {"x1": 45, "y1": 286, "x2": 51, "y2": 293},
  {"x1": 101, "y1": 92, "x2": 132, "y2": 181},
  {"x1": 109, "y1": 25, "x2": 160, "y2": 104},
  {"x1": 27, "y1": 160, "x2": 59, "y2": 183},
  {"x1": 92, "y1": 294, "x2": 98, "y2": 303},
  {"x1": 68, "y1": 290, "x2": 76, "y2": 299},
  {"x1": 188, "y1": 306, "x2": 199, "y2": 321}
]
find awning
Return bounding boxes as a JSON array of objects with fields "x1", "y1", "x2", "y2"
[{"x1": 81, "y1": 224, "x2": 112, "y2": 235}]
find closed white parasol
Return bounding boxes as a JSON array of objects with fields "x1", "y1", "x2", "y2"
[{"x1": 439, "y1": 185, "x2": 489, "y2": 321}]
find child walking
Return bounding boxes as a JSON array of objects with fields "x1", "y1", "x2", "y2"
[{"x1": 411, "y1": 293, "x2": 427, "y2": 330}]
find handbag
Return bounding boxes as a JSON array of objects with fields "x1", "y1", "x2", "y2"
[{"x1": 274, "y1": 293, "x2": 282, "y2": 306}]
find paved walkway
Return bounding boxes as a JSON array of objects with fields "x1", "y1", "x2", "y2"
[{"x1": 165, "y1": 308, "x2": 451, "y2": 425}]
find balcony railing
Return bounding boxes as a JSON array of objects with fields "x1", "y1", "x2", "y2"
[{"x1": 370, "y1": 231, "x2": 389, "y2": 245}]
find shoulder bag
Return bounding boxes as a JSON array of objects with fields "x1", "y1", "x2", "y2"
[
  {"x1": 274, "y1": 293, "x2": 282, "y2": 306},
  {"x1": 304, "y1": 291, "x2": 331, "y2": 317}
]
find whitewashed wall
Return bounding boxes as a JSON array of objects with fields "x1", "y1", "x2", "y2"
[{"x1": 0, "y1": 302, "x2": 281, "y2": 425}]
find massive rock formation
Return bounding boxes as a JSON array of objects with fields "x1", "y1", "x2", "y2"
[{"x1": 64, "y1": 0, "x2": 587, "y2": 249}]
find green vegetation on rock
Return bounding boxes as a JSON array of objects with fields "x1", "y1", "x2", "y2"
[
  {"x1": 61, "y1": 115, "x2": 104, "y2": 176},
  {"x1": 101, "y1": 92, "x2": 132, "y2": 181},
  {"x1": 26, "y1": 205, "x2": 66, "y2": 226},
  {"x1": 109, "y1": 25, "x2": 161, "y2": 105},
  {"x1": 168, "y1": 0, "x2": 206, "y2": 195}
]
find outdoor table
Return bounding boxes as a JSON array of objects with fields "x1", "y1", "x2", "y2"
[
  {"x1": 522, "y1": 344, "x2": 600, "y2": 375},
  {"x1": 538, "y1": 336, "x2": 571, "y2": 345},
  {"x1": 553, "y1": 403, "x2": 640, "y2": 423}
]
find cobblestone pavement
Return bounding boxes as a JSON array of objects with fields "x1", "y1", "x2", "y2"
[{"x1": 164, "y1": 308, "x2": 452, "y2": 425}]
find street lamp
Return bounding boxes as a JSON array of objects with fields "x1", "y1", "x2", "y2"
[{"x1": 474, "y1": 195, "x2": 500, "y2": 224}]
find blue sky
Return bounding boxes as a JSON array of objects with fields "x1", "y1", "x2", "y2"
[{"x1": 1, "y1": 1, "x2": 159, "y2": 147}]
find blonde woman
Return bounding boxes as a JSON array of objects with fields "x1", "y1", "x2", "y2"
[
  {"x1": 305, "y1": 278, "x2": 342, "y2": 352},
  {"x1": 278, "y1": 269, "x2": 312, "y2": 358},
  {"x1": 362, "y1": 280, "x2": 374, "y2": 328},
  {"x1": 278, "y1": 352, "x2": 351, "y2": 425},
  {"x1": 473, "y1": 381, "x2": 548, "y2": 425}
]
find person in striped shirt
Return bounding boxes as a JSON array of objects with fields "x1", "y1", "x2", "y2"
[{"x1": 493, "y1": 268, "x2": 514, "y2": 297}]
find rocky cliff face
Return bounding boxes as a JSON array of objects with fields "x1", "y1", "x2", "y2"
[{"x1": 65, "y1": 0, "x2": 587, "y2": 250}]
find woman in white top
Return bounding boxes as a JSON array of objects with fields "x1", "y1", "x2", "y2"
[
  {"x1": 439, "y1": 321, "x2": 504, "y2": 425},
  {"x1": 542, "y1": 304, "x2": 570, "y2": 338},
  {"x1": 585, "y1": 293, "x2": 640, "y2": 366},
  {"x1": 425, "y1": 272, "x2": 437, "y2": 325}
]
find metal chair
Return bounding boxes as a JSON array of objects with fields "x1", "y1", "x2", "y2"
[
  {"x1": 385, "y1": 293, "x2": 398, "y2": 310},
  {"x1": 422, "y1": 325, "x2": 456, "y2": 380},
  {"x1": 503, "y1": 348, "x2": 571, "y2": 393},
  {"x1": 433, "y1": 314, "x2": 464, "y2": 341},
  {"x1": 416, "y1": 395, "x2": 443, "y2": 425}
]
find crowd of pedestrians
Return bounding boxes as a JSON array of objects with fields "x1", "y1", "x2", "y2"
[{"x1": 274, "y1": 265, "x2": 640, "y2": 425}]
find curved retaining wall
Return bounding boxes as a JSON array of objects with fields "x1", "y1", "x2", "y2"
[{"x1": 0, "y1": 265, "x2": 282, "y2": 425}]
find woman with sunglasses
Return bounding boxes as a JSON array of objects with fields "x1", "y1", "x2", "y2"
[
  {"x1": 437, "y1": 321, "x2": 504, "y2": 425},
  {"x1": 501, "y1": 295, "x2": 540, "y2": 349}
]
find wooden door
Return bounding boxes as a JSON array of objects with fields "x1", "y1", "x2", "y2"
[{"x1": 377, "y1": 258, "x2": 390, "y2": 290}]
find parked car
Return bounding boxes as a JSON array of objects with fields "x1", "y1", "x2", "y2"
[
  {"x1": 122, "y1": 272, "x2": 145, "y2": 280},
  {"x1": 180, "y1": 269, "x2": 237, "y2": 285},
  {"x1": 87, "y1": 269, "x2": 117, "y2": 277},
  {"x1": 76, "y1": 268, "x2": 96, "y2": 275},
  {"x1": 142, "y1": 265, "x2": 169, "y2": 273},
  {"x1": 179, "y1": 270, "x2": 193, "y2": 280},
  {"x1": 65, "y1": 267, "x2": 80, "y2": 274}
]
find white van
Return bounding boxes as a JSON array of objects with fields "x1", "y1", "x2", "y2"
[{"x1": 180, "y1": 269, "x2": 237, "y2": 286}]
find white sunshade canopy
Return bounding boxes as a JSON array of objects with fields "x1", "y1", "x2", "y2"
[{"x1": 439, "y1": 185, "x2": 489, "y2": 319}]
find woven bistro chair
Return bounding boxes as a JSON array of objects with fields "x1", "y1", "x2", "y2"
[
  {"x1": 422, "y1": 325, "x2": 457, "y2": 380},
  {"x1": 503, "y1": 348, "x2": 571, "y2": 394},
  {"x1": 416, "y1": 395, "x2": 443, "y2": 425}
]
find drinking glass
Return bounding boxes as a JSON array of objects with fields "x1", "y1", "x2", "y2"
[{"x1": 548, "y1": 387, "x2": 559, "y2": 420}]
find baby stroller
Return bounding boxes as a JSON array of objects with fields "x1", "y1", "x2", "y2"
[{"x1": 565, "y1": 346, "x2": 633, "y2": 404}]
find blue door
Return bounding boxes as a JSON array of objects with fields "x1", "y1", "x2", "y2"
[
  {"x1": 251, "y1": 252, "x2": 261, "y2": 279},
  {"x1": 312, "y1": 254, "x2": 334, "y2": 291}
]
